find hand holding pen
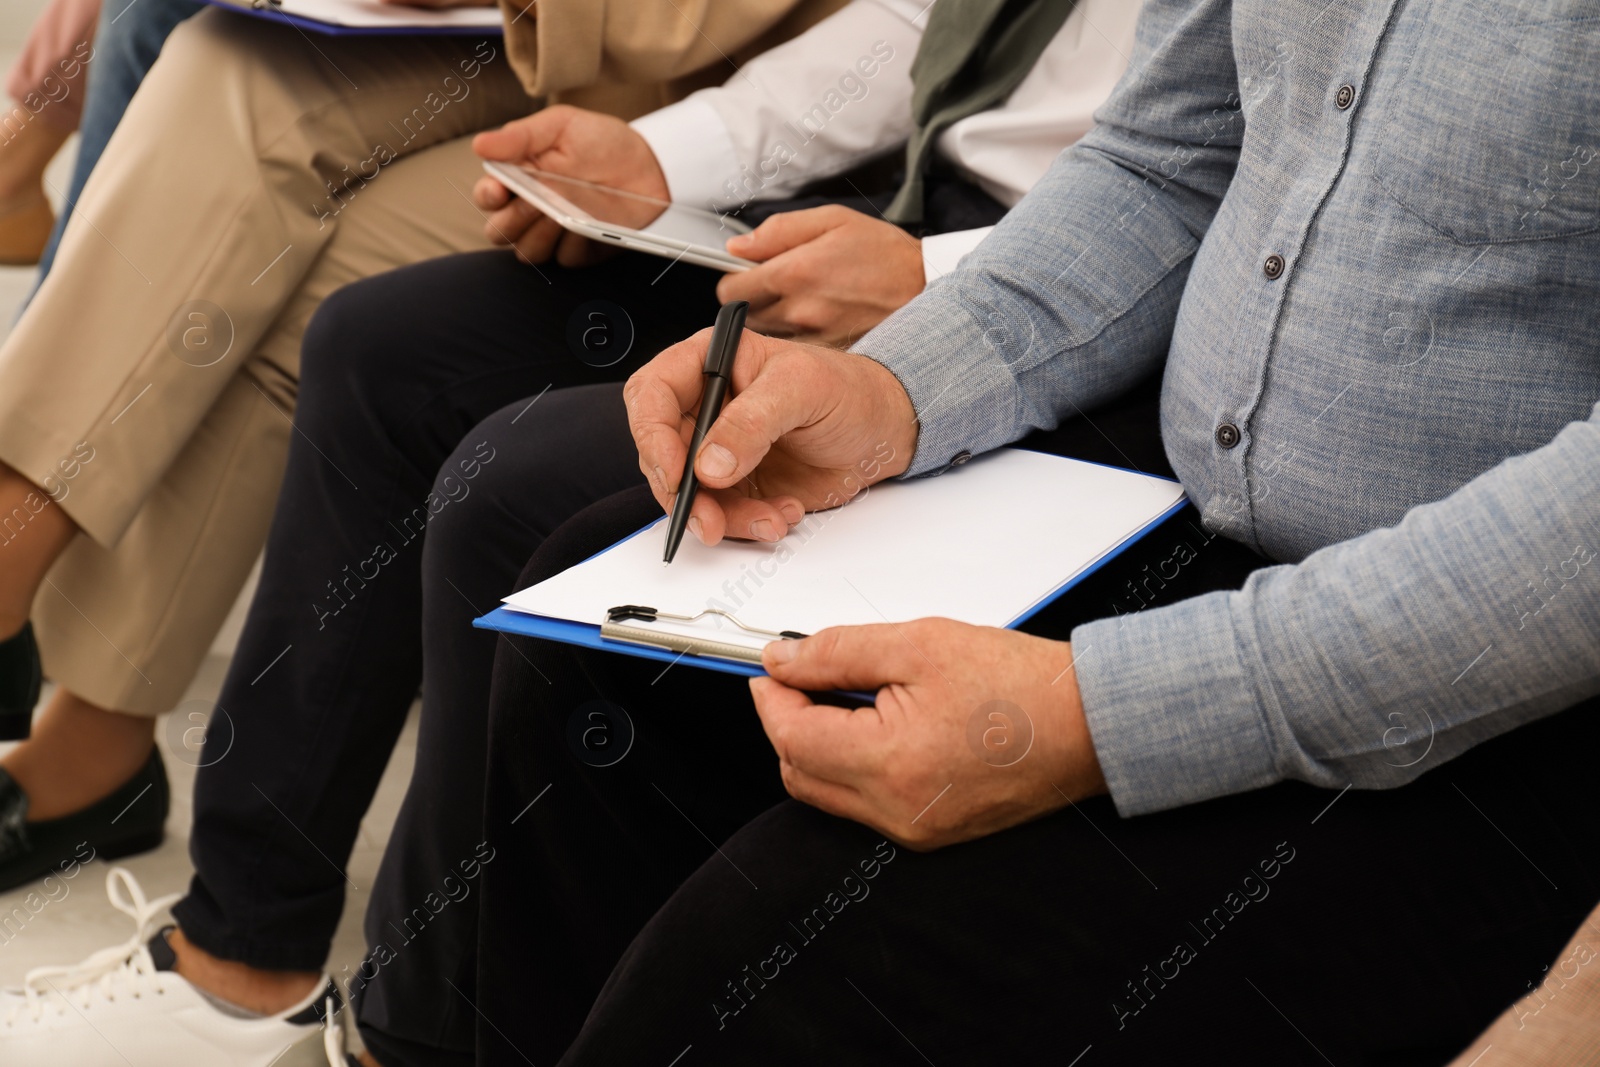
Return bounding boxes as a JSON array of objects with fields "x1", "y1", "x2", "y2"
[{"x1": 626, "y1": 308, "x2": 918, "y2": 557}]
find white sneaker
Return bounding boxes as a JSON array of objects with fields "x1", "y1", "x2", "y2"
[{"x1": 0, "y1": 867, "x2": 344, "y2": 1066}]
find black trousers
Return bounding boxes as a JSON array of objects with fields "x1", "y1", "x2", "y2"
[
  {"x1": 474, "y1": 488, "x2": 1600, "y2": 1060},
  {"x1": 177, "y1": 178, "x2": 1010, "y2": 1066},
  {"x1": 173, "y1": 249, "x2": 721, "y2": 1066}
]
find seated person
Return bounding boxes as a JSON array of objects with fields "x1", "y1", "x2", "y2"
[
  {"x1": 1, "y1": 0, "x2": 204, "y2": 271},
  {"x1": 1, "y1": 0, "x2": 101, "y2": 264},
  {"x1": 0, "y1": 0, "x2": 837, "y2": 887},
  {"x1": 442, "y1": 0, "x2": 1598, "y2": 1061},
  {"x1": 0, "y1": 2, "x2": 1142, "y2": 1064}
]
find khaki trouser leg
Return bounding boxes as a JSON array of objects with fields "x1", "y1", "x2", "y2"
[
  {"x1": 36, "y1": 136, "x2": 508, "y2": 715},
  {"x1": 0, "y1": 8, "x2": 525, "y2": 542},
  {"x1": 0, "y1": 11, "x2": 530, "y2": 714}
]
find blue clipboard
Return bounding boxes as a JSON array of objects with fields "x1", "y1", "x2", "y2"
[
  {"x1": 473, "y1": 468, "x2": 1188, "y2": 693},
  {"x1": 199, "y1": 0, "x2": 504, "y2": 36}
]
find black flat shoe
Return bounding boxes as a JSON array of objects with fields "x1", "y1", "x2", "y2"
[
  {"x1": 0, "y1": 746, "x2": 169, "y2": 893},
  {"x1": 0, "y1": 621, "x2": 40, "y2": 741}
]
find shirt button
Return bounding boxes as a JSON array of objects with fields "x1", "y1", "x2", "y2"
[
  {"x1": 1215, "y1": 423, "x2": 1241, "y2": 449},
  {"x1": 950, "y1": 450, "x2": 972, "y2": 466},
  {"x1": 1263, "y1": 254, "x2": 1285, "y2": 280},
  {"x1": 1334, "y1": 83, "x2": 1356, "y2": 110}
]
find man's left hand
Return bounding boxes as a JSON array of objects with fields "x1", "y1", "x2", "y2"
[{"x1": 750, "y1": 619, "x2": 1108, "y2": 850}]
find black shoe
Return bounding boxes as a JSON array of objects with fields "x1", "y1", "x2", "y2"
[
  {"x1": 0, "y1": 621, "x2": 40, "y2": 741},
  {"x1": 0, "y1": 746, "x2": 169, "y2": 893}
]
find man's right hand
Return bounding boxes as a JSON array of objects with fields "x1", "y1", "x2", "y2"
[
  {"x1": 624, "y1": 331, "x2": 920, "y2": 546},
  {"x1": 471, "y1": 105, "x2": 669, "y2": 266}
]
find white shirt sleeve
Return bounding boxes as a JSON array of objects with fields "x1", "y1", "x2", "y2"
[
  {"x1": 920, "y1": 226, "x2": 994, "y2": 285},
  {"x1": 631, "y1": 0, "x2": 928, "y2": 213}
]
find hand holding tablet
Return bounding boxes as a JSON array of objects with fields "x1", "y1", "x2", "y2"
[{"x1": 482, "y1": 161, "x2": 755, "y2": 273}]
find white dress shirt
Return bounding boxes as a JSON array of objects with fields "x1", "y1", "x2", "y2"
[{"x1": 631, "y1": 0, "x2": 1141, "y2": 282}]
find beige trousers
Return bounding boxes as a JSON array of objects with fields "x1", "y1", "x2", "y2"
[{"x1": 0, "y1": 9, "x2": 536, "y2": 714}]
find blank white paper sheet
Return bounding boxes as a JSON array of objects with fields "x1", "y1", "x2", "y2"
[{"x1": 500, "y1": 449, "x2": 1187, "y2": 656}]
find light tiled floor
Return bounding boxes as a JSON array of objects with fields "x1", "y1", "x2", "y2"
[{"x1": 0, "y1": 15, "x2": 418, "y2": 1043}]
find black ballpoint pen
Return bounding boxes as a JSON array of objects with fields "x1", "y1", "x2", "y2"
[{"x1": 663, "y1": 300, "x2": 748, "y2": 563}]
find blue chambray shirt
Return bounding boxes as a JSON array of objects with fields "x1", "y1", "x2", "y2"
[{"x1": 855, "y1": 0, "x2": 1600, "y2": 816}]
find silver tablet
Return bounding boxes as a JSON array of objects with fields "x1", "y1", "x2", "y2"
[{"x1": 482, "y1": 161, "x2": 755, "y2": 273}]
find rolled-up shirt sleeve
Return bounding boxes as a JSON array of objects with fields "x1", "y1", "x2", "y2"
[
  {"x1": 853, "y1": 0, "x2": 1243, "y2": 475},
  {"x1": 1074, "y1": 403, "x2": 1600, "y2": 816},
  {"x1": 631, "y1": 96, "x2": 744, "y2": 206}
]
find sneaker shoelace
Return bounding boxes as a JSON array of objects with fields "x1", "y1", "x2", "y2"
[
  {"x1": 4, "y1": 867, "x2": 181, "y2": 1027},
  {"x1": 323, "y1": 995, "x2": 345, "y2": 1066}
]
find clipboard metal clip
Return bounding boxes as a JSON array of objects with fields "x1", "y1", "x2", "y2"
[
  {"x1": 605, "y1": 605, "x2": 807, "y2": 642},
  {"x1": 600, "y1": 605, "x2": 803, "y2": 665},
  {"x1": 251, "y1": 0, "x2": 284, "y2": 10}
]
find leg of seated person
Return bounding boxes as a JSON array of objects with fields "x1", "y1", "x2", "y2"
[
  {"x1": 475, "y1": 485, "x2": 796, "y2": 1066},
  {"x1": 0, "y1": 6, "x2": 528, "y2": 649},
  {"x1": 0, "y1": 464, "x2": 77, "y2": 636},
  {"x1": 0, "y1": 120, "x2": 69, "y2": 266},
  {"x1": 0, "y1": 3, "x2": 527, "y2": 774},
  {"x1": 1, "y1": 136, "x2": 519, "y2": 845},
  {"x1": 30, "y1": 135, "x2": 507, "y2": 713},
  {"x1": 2, "y1": 9, "x2": 526, "y2": 557},
  {"x1": 34, "y1": 0, "x2": 208, "y2": 280},
  {"x1": 551, "y1": 700, "x2": 1600, "y2": 1066},
  {"x1": 0, "y1": 0, "x2": 95, "y2": 264},
  {"x1": 476, "y1": 485, "x2": 1600, "y2": 1065},
  {"x1": 354, "y1": 385, "x2": 651, "y2": 1067},
  {"x1": 158, "y1": 251, "x2": 716, "y2": 1055}
]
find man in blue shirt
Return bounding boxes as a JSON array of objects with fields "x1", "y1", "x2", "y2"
[{"x1": 467, "y1": 0, "x2": 1600, "y2": 1061}]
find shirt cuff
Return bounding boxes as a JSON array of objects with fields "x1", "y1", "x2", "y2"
[
  {"x1": 630, "y1": 95, "x2": 741, "y2": 211},
  {"x1": 852, "y1": 292, "x2": 1024, "y2": 476},
  {"x1": 1070, "y1": 586, "x2": 1283, "y2": 817},
  {"x1": 921, "y1": 227, "x2": 993, "y2": 285}
]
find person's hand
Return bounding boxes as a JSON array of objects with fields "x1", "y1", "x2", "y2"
[
  {"x1": 378, "y1": 0, "x2": 494, "y2": 7},
  {"x1": 717, "y1": 205, "x2": 925, "y2": 348},
  {"x1": 471, "y1": 105, "x2": 669, "y2": 266},
  {"x1": 624, "y1": 331, "x2": 919, "y2": 545},
  {"x1": 749, "y1": 620, "x2": 1107, "y2": 850}
]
